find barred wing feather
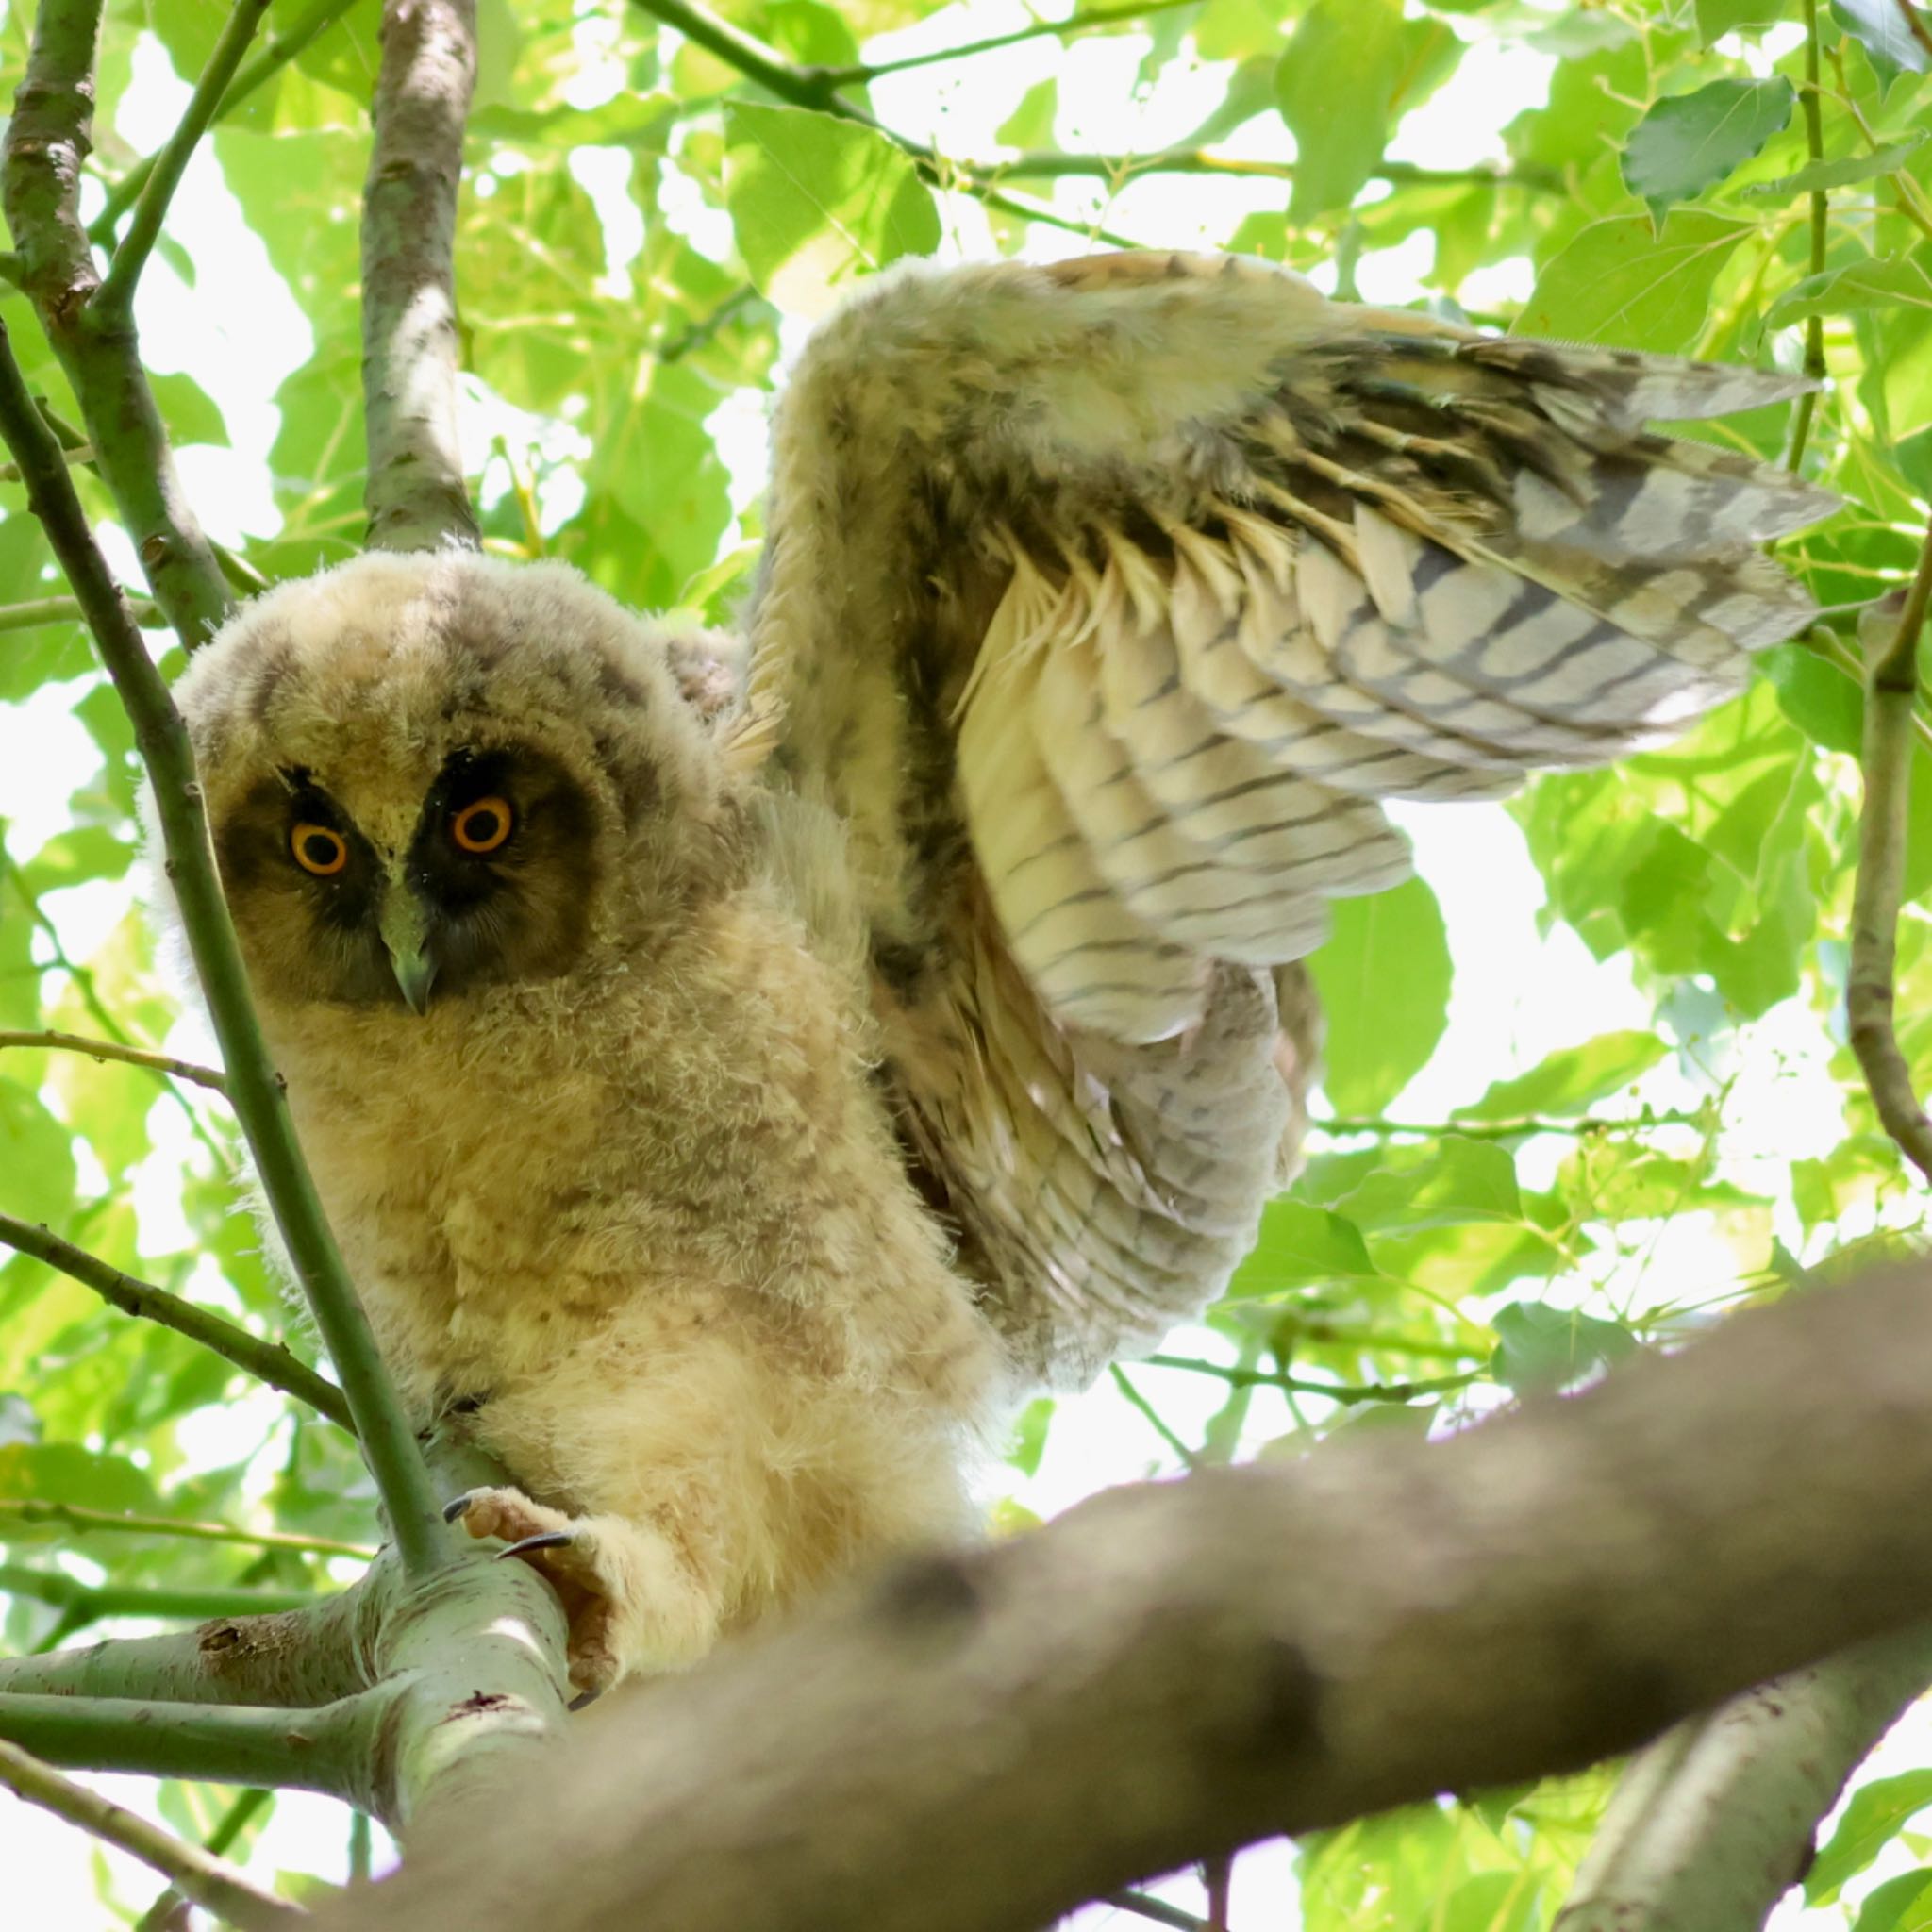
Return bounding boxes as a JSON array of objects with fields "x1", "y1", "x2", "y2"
[{"x1": 749, "y1": 252, "x2": 1832, "y2": 1383}]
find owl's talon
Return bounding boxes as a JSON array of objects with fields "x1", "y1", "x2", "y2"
[
  {"x1": 441, "y1": 1491, "x2": 479, "y2": 1524},
  {"x1": 498, "y1": 1530, "x2": 576, "y2": 1560}
]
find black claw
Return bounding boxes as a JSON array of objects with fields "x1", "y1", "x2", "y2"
[
  {"x1": 497, "y1": 1530, "x2": 575, "y2": 1560},
  {"x1": 441, "y1": 1492, "x2": 476, "y2": 1524},
  {"x1": 567, "y1": 1690, "x2": 601, "y2": 1713}
]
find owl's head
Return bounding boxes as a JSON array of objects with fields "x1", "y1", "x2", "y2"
[{"x1": 173, "y1": 552, "x2": 742, "y2": 1014}]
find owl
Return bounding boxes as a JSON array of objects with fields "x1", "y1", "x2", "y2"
[{"x1": 170, "y1": 252, "x2": 1831, "y2": 1696}]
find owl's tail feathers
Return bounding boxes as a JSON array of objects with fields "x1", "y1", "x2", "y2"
[{"x1": 958, "y1": 326, "x2": 1835, "y2": 1045}]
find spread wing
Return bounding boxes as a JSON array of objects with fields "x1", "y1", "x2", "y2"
[{"x1": 745, "y1": 252, "x2": 1832, "y2": 1387}]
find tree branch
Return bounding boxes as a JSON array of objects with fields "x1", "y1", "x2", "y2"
[
  {"x1": 0, "y1": 1740, "x2": 299, "y2": 1930},
  {"x1": 1893, "y1": 0, "x2": 1932, "y2": 66},
  {"x1": 820, "y1": 0, "x2": 1208, "y2": 86},
  {"x1": 1847, "y1": 525, "x2": 1932, "y2": 1180},
  {"x1": 0, "y1": 1563, "x2": 316, "y2": 1624},
  {"x1": 95, "y1": 0, "x2": 273, "y2": 318},
  {"x1": 973, "y1": 148, "x2": 1559, "y2": 193},
  {"x1": 0, "y1": 591, "x2": 163, "y2": 630},
  {"x1": 1141, "y1": 1354, "x2": 1478, "y2": 1406},
  {"x1": 0, "y1": 321, "x2": 446, "y2": 1571},
  {"x1": 135, "y1": 1785, "x2": 274, "y2": 1932},
  {"x1": 361, "y1": 0, "x2": 481, "y2": 552},
  {"x1": 0, "y1": 0, "x2": 235, "y2": 649},
  {"x1": 1555, "y1": 1626, "x2": 1932, "y2": 1931},
  {"x1": 0, "y1": 1210, "x2": 352, "y2": 1430},
  {"x1": 327, "y1": 1259, "x2": 1932, "y2": 1932},
  {"x1": 0, "y1": 1027, "x2": 228, "y2": 1093},
  {"x1": 625, "y1": 0, "x2": 1139, "y2": 249}
]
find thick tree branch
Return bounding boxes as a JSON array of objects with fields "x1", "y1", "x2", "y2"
[
  {"x1": 1848, "y1": 526, "x2": 1932, "y2": 1179},
  {"x1": 331, "y1": 1261, "x2": 1932, "y2": 1932},
  {"x1": 95, "y1": 0, "x2": 272, "y2": 317},
  {"x1": 0, "y1": 1210, "x2": 352, "y2": 1430},
  {"x1": 1, "y1": 0, "x2": 235, "y2": 648},
  {"x1": 0, "y1": 1026, "x2": 228, "y2": 1092},
  {"x1": 1556, "y1": 1627, "x2": 1932, "y2": 1932},
  {"x1": 0, "y1": 1740, "x2": 299, "y2": 1930},
  {"x1": 361, "y1": 0, "x2": 481, "y2": 553},
  {"x1": 0, "y1": 322, "x2": 446, "y2": 1571}
]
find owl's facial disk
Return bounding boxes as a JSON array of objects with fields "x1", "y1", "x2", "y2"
[{"x1": 216, "y1": 742, "x2": 599, "y2": 1011}]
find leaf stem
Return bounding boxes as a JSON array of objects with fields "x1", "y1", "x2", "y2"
[
  {"x1": 0, "y1": 1739, "x2": 299, "y2": 1929},
  {"x1": 1786, "y1": 9, "x2": 1828, "y2": 474},
  {"x1": 0, "y1": 1028, "x2": 228, "y2": 1093},
  {"x1": 0, "y1": 1209, "x2": 353, "y2": 1430},
  {"x1": 1847, "y1": 513, "x2": 1932, "y2": 1180},
  {"x1": 1141, "y1": 1354, "x2": 1480, "y2": 1405},
  {"x1": 96, "y1": 0, "x2": 275, "y2": 318},
  {"x1": 0, "y1": 591, "x2": 164, "y2": 631},
  {"x1": 1108, "y1": 1365, "x2": 1203, "y2": 1470}
]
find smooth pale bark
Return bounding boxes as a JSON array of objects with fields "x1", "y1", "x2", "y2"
[{"x1": 325, "y1": 1264, "x2": 1932, "y2": 1932}]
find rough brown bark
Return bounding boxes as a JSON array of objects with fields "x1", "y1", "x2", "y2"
[{"x1": 323, "y1": 1263, "x2": 1932, "y2": 1932}]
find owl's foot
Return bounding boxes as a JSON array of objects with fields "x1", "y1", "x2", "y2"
[{"x1": 444, "y1": 1487, "x2": 624, "y2": 1698}]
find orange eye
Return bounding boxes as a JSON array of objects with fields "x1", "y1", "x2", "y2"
[
  {"x1": 452, "y1": 796, "x2": 513, "y2": 855},
  {"x1": 291, "y1": 823, "x2": 348, "y2": 876}
]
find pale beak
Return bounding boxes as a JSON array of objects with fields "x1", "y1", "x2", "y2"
[{"x1": 377, "y1": 878, "x2": 438, "y2": 1015}]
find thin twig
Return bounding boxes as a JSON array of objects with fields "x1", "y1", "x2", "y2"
[
  {"x1": 0, "y1": 1740, "x2": 300, "y2": 1929},
  {"x1": 626, "y1": 0, "x2": 1140, "y2": 249},
  {"x1": 361, "y1": 0, "x2": 482, "y2": 552},
  {"x1": 0, "y1": 1209, "x2": 353, "y2": 1430},
  {"x1": 1103, "y1": 1890, "x2": 1209, "y2": 1932},
  {"x1": 0, "y1": 1028, "x2": 228, "y2": 1094},
  {"x1": 1142, "y1": 1354, "x2": 1480, "y2": 1406},
  {"x1": 0, "y1": 1562, "x2": 316, "y2": 1623},
  {"x1": 1894, "y1": 0, "x2": 1932, "y2": 64},
  {"x1": 0, "y1": 1498, "x2": 375, "y2": 1559},
  {"x1": 91, "y1": 0, "x2": 362, "y2": 242},
  {"x1": 0, "y1": 319, "x2": 444, "y2": 1566},
  {"x1": 96, "y1": 0, "x2": 274, "y2": 316},
  {"x1": 1, "y1": 0, "x2": 235, "y2": 649},
  {"x1": 979, "y1": 147, "x2": 1559, "y2": 192},
  {"x1": 136, "y1": 1787, "x2": 274, "y2": 1932},
  {"x1": 822, "y1": 0, "x2": 1208, "y2": 85},
  {"x1": 1313, "y1": 1110, "x2": 1705, "y2": 1141},
  {"x1": 1109, "y1": 1365, "x2": 1203, "y2": 1470},
  {"x1": 1787, "y1": 17, "x2": 1829, "y2": 471},
  {"x1": 0, "y1": 591, "x2": 164, "y2": 630},
  {"x1": 1848, "y1": 523, "x2": 1932, "y2": 1180}
]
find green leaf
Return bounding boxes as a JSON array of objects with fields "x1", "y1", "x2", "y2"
[
  {"x1": 0, "y1": 1441, "x2": 161, "y2": 1516},
  {"x1": 1224, "y1": 1200, "x2": 1380, "y2": 1295},
  {"x1": 1769, "y1": 256, "x2": 1932, "y2": 327},
  {"x1": 1339, "y1": 1138, "x2": 1524, "y2": 1231},
  {"x1": 1006, "y1": 1396, "x2": 1054, "y2": 1476},
  {"x1": 1456, "y1": 1033, "x2": 1671, "y2": 1122},
  {"x1": 1275, "y1": 0, "x2": 1459, "y2": 222},
  {"x1": 1807, "y1": 1770, "x2": 1932, "y2": 1903},
  {"x1": 996, "y1": 79, "x2": 1058, "y2": 150},
  {"x1": 1491, "y1": 1303, "x2": 1637, "y2": 1392},
  {"x1": 1760, "y1": 642, "x2": 1864, "y2": 753},
  {"x1": 1308, "y1": 875, "x2": 1452, "y2": 1115},
  {"x1": 1744, "y1": 130, "x2": 1930, "y2": 197},
  {"x1": 1697, "y1": 0, "x2": 1790, "y2": 41},
  {"x1": 1517, "y1": 212, "x2": 1754, "y2": 353},
  {"x1": 1833, "y1": 0, "x2": 1932, "y2": 78},
  {"x1": 1851, "y1": 1870, "x2": 1932, "y2": 1932},
  {"x1": 148, "y1": 371, "x2": 230, "y2": 449},
  {"x1": 1621, "y1": 78, "x2": 1793, "y2": 221},
  {"x1": 724, "y1": 103, "x2": 939, "y2": 311},
  {"x1": 0, "y1": 1080, "x2": 76, "y2": 1217}
]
